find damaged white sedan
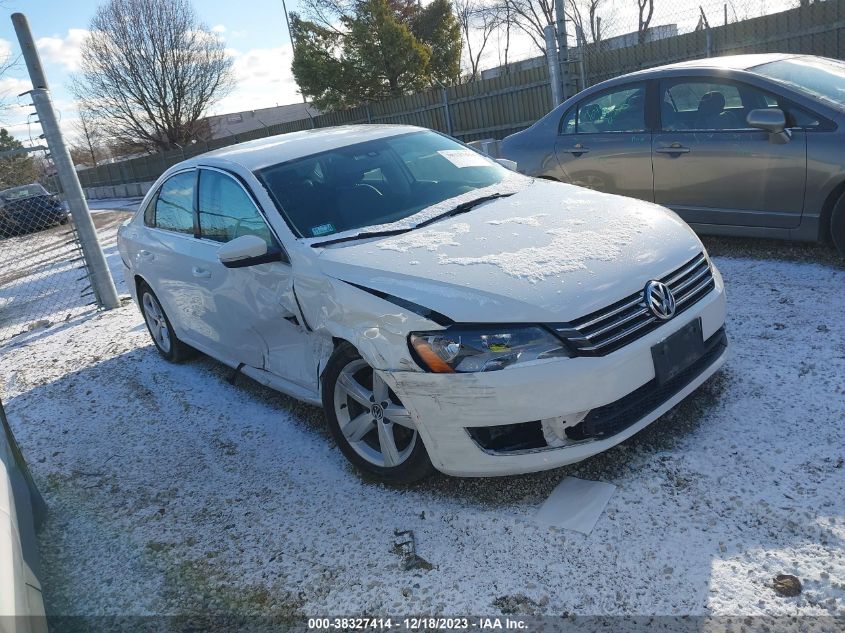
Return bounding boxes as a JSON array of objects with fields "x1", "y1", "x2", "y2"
[{"x1": 117, "y1": 125, "x2": 727, "y2": 482}]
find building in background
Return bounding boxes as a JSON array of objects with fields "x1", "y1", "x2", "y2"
[{"x1": 200, "y1": 103, "x2": 320, "y2": 140}]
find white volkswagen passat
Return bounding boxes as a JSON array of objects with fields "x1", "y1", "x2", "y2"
[{"x1": 117, "y1": 125, "x2": 727, "y2": 483}]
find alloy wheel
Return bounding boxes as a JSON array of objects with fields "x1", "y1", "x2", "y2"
[
  {"x1": 333, "y1": 359, "x2": 417, "y2": 468},
  {"x1": 142, "y1": 292, "x2": 172, "y2": 354}
]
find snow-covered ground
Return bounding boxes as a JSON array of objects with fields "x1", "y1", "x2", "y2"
[{"x1": 0, "y1": 210, "x2": 843, "y2": 619}]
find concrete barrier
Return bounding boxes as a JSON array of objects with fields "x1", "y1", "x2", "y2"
[
  {"x1": 113, "y1": 184, "x2": 128, "y2": 198},
  {"x1": 0, "y1": 398, "x2": 47, "y2": 628}
]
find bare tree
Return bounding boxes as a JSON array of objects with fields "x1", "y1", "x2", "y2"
[
  {"x1": 567, "y1": 0, "x2": 611, "y2": 43},
  {"x1": 637, "y1": 0, "x2": 654, "y2": 44},
  {"x1": 454, "y1": 0, "x2": 502, "y2": 80},
  {"x1": 73, "y1": 0, "x2": 233, "y2": 152},
  {"x1": 503, "y1": 0, "x2": 554, "y2": 55},
  {"x1": 69, "y1": 108, "x2": 109, "y2": 168}
]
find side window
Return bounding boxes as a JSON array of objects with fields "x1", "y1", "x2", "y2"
[
  {"x1": 570, "y1": 85, "x2": 646, "y2": 134},
  {"x1": 197, "y1": 170, "x2": 275, "y2": 247},
  {"x1": 559, "y1": 107, "x2": 576, "y2": 134},
  {"x1": 152, "y1": 171, "x2": 195, "y2": 234},
  {"x1": 661, "y1": 80, "x2": 770, "y2": 131}
]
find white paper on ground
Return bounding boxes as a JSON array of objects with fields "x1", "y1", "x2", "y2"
[{"x1": 534, "y1": 477, "x2": 616, "y2": 535}]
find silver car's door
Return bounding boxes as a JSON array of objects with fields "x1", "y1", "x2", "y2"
[
  {"x1": 133, "y1": 170, "x2": 209, "y2": 346},
  {"x1": 652, "y1": 78, "x2": 807, "y2": 228},
  {"x1": 188, "y1": 167, "x2": 317, "y2": 389},
  {"x1": 553, "y1": 82, "x2": 654, "y2": 201}
]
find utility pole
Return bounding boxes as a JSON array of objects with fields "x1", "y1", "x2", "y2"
[
  {"x1": 281, "y1": 0, "x2": 308, "y2": 106},
  {"x1": 544, "y1": 25, "x2": 563, "y2": 106},
  {"x1": 553, "y1": 0, "x2": 570, "y2": 100},
  {"x1": 11, "y1": 13, "x2": 120, "y2": 310}
]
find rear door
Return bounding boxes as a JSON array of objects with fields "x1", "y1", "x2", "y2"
[
  {"x1": 189, "y1": 167, "x2": 317, "y2": 388},
  {"x1": 553, "y1": 82, "x2": 654, "y2": 200},
  {"x1": 652, "y1": 77, "x2": 807, "y2": 228},
  {"x1": 132, "y1": 170, "x2": 207, "y2": 344}
]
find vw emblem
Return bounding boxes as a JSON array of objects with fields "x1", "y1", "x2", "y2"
[
  {"x1": 644, "y1": 280, "x2": 676, "y2": 320},
  {"x1": 371, "y1": 403, "x2": 385, "y2": 422}
]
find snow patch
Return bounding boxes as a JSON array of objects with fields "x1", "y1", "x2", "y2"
[
  {"x1": 487, "y1": 214, "x2": 549, "y2": 227},
  {"x1": 439, "y1": 214, "x2": 649, "y2": 283},
  {"x1": 377, "y1": 223, "x2": 470, "y2": 253}
]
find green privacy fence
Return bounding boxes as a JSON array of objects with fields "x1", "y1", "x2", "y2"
[{"x1": 77, "y1": 0, "x2": 845, "y2": 189}]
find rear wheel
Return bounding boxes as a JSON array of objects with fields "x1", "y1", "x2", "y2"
[
  {"x1": 831, "y1": 193, "x2": 845, "y2": 257},
  {"x1": 322, "y1": 343, "x2": 434, "y2": 483},
  {"x1": 138, "y1": 282, "x2": 195, "y2": 362}
]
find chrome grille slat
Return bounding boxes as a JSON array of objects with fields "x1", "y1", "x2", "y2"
[
  {"x1": 675, "y1": 276, "x2": 715, "y2": 306},
  {"x1": 663, "y1": 254, "x2": 707, "y2": 286},
  {"x1": 578, "y1": 315, "x2": 658, "y2": 352},
  {"x1": 572, "y1": 294, "x2": 644, "y2": 330},
  {"x1": 554, "y1": 252, "x2": 715, "y2": 357},
  {"x1": 669, "y1": 263, "x2": 710, "y2": 296},
  {"x1": 583, "y1": 307, "x2": 649, "y2": 340}
]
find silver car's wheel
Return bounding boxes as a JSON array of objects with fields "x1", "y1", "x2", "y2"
[
  {"x1": 137, "y1": 282, "x2": 195, "y2": 362},
  {"x1": 142, "y1": 291, "x2": 172, "y2": 354},
  {"x1": 333, "y1": 359, "x2": 417, "y2": 468},
  {"x1": 322, "y1": 343, "x2": 434, "y2": 483}
]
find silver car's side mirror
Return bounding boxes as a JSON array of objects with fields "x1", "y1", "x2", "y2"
[
  {"x1": 217, "y1": 234, "x2": 277, "y2": 268},
  {"x1": 495, "y1": 158, "x2": 518, "y2": 171},
  {"x1": 747, "y1": 109, "x2": 791, "y2": 144}
]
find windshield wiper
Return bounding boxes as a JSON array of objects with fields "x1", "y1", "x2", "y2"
[
  {"x1": 310, "y1": 192, "x2": 514, "y2": 248},
  {"x1": 414, "y1": 193, "x2": 514, "y2": 229},
  {"x1": 311, "y1": 227, "x2": 412, "y2": 248}
]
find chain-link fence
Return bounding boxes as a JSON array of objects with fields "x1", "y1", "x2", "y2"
[{"x1": 0, "y1": 149, "x2": 98, "y2": 341}]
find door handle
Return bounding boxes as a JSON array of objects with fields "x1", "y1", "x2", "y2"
[
  {"x1": 191, "y1": 267, "x2": 212, "y2": 279},
  {"x1": 138, "y1": 250, "x2": 154, "y2": 261},
  {"x1": 568, "y1": 143, "x2": 590, "y2": 155},
  {"x1": 655, "y1": 143, "x2": 690, "y2": 154}
]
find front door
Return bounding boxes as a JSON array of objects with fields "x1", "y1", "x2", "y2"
[
  {"x1": 188, "y1": 167, "x2": 317, "y2": 389},
  {"x1": 652, "y1": 78, "x2": 807, "y2": 228},
  {"x1": 553, "y1": 82, "x2": 653, "y2": 200}
]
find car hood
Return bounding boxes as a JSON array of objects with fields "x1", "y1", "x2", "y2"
[{"x1": 315, "y1": 180, "x2": 704, "y2": 324}]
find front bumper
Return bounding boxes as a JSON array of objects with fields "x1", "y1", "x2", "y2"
[{"x1": 382, "y1": 270, "x2": 727, "y2": 477}]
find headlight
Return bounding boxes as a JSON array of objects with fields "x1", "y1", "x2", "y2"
[{"x1": 409, "y1": 326, "x2": 572, "y2": 373}]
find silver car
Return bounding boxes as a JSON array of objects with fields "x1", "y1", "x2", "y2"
[{"x1": 501, "y1": 54, "x2": 845, "y2": 255}]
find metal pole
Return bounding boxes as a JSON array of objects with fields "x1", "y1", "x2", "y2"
[
  {"x1": 281, "y1": 0, "x2": 308, "y2": 106},
  {"x1": 12, "y1": 13, "x2": 120, "y2": 310},
  {"x1": 577, "y1": 26, "x2": 587, "y2": 92},
  {"x1": 553, "y1": 0, "x2": 570, "y2": 100},
  {"x1": 544, "y1": 25, "x2": 562, "y2": 106},
  {"x1": 440, "y1": 87, "x2": 453, "y2": 137}
]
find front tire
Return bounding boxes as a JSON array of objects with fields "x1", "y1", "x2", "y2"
[
  {"x1": 138, "y1": 282, "x2": 195, "y2": 362},
  {"x1": 322, "y1": 343, "x2": 434, "y2": 484},
  {"x1": 831, "y1": 193, "x2": 845, "y2": 257}
]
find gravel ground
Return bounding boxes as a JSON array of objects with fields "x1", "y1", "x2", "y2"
[{"x1": 0, "y1": 213, "x2": 843, "y2": 621}]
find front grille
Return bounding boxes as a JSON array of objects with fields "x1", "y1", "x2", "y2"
[
  {"x1": 566, "y1": 327, "x2": 728, "y2": 441},
  {"x1": 554, "y1": 252, "x2": 715, "y2": 356}
]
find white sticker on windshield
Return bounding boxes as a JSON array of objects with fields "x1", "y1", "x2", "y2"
[{"x1": 437, "y1": 149, "x2": 491, "y2": 168}]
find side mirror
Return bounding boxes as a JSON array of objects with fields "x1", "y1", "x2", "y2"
[
  {"x1": 217, "y1": 235, "x2": 279, "y2": 268},
  {"x1": 747, "y1": 108, "x2": 791, "y2": 144},
  {"x1": 495, "y1": 158, "x2": 518, "y2": 171}
]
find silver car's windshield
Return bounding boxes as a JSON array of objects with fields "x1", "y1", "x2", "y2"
[
  {"x1": 753, "y1": 56, "x2": 845, "y2": 106},
  {"x1": 255, "y1": 131, "x2": 509, "y2": 238}
]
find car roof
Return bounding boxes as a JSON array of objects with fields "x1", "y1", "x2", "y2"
[
  {"x1": 610, "y1": 53, "x2": 802, "y2": 84},
  {"x1": 187, "y1": 124, "x2": 425, "y2": 171}
]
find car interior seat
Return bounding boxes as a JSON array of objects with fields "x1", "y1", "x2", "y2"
[{"x1": 694, "y1": 91, "x2": 742, "y2": 130}]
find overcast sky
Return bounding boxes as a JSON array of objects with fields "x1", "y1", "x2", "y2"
[{"x1": 0, "y1": 0, "x2": 795, "y2": 145}]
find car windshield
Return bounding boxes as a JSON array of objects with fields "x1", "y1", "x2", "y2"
[
  {"x1": 753, "y1": 56, "x2": 845, "y2": 106},
  {"x1": 0, "y1": 183, "x2": 49, "y2": 201},
  {"x1": 255, "y1": 130, "x2": 510, "y2": 238}
]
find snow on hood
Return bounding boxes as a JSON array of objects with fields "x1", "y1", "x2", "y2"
[{"x1": 316, "y1": 180, "x2": 703, "y2": 324}]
